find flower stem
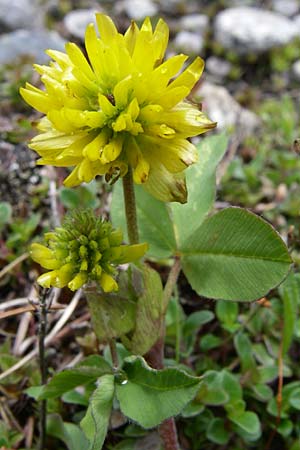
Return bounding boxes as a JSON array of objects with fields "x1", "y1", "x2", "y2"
[
  {"x1": 122, "y1": 167, "x2": 139, "y2": 245},
  {"x1": 146, "y1": 257, "x2": 182, "y2": 450},
  {"x1": 38, "y1": 289, "x2": 48, "y2": 450},
  {"x1": 109, "y1": 339, "x2": 119, "y2": 369}
]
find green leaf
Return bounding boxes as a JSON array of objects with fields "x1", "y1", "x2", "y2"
[
  {"x1": 280, "y1": 273, "x2": 299, "y2": 354},
  {"x1": 86, "y1": 287, "x2": 136, "y2": 340},
  {"x1": 122, "y1": 265, "x2": 163, "y2": 355},
  {"x1": 182, "y1": 310, "x2": 214, "y2": 355},
  {"x1": 28, "y1": 356, "x2": 112, "y2": 400},
  {"x1": 229, "y1": 411, "x2": 261, "y2": 436},
  {"x1": 181, "y1": 207, "x2": 291, "y2": 301},
  {"x1": 198, "y1": 371, "x2": 229, "y2": 406},
  {"x1": 111, "y1": 183, "x2": 176, "y2": 259},
  {"x1": 251, "y1": 384, "x2": 273, "y2": 402},
  {"x1": 199, "y1": 334, "x2": 222, "y2": 351},
  {"x1": 47, "y1": 414, "x2": 89, "y2": 450},
  {"x1": 81, "y1": 374, "x2": 115, "y2": 450},
  {"x1": 216, "y1": 300, "x2": 239, "y2": 327},
  {"x1": 0, "y1": 202, "x2": 12, "y2": 230},
  {"x1": 116, "y1": 356, "x2": 200, "y2": 428},
  {"x1": 289, "y1": 388, "x2": 300, "y2": 410},
  {"x1": 234, "y1": 333, "x2": 257, "y2": 374},
  {"x1": 207, "y1": 418, "x2": 230, "y2": 445},
  {"x1": 171, "y1": 133, "x2": 228, "y2": 249}
]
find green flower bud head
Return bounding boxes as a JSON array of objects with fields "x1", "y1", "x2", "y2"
[{"x1": 30, "y1": 210, "x2": 148, "y2": 292}]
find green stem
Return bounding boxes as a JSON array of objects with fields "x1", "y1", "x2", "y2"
[
  {"x1": 122, "y1": 169, "x2": 181, "y2": 450},
  {"x1": 162, "y1": 256, "x2": 181, "y2": 314},
  {"x1": 146, "y1": 257, "x2": 182, "y2": 450},
  {"x1": 122, "y1": 167, "x2": 139, "y2": 244},
  {"x1": 38, "y1": 289, "x2": 48, "y2": 450},
  {"x1": 109, "y1": 339, "x2": 119, "y2": 370}
]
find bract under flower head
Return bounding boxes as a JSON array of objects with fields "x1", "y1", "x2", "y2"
[
  {"x1": 21, "y1": 14, "x2": 216, "y2": 203},
  {"x1": 30, "y1": 210, "x2": 148, "y2": 292}
]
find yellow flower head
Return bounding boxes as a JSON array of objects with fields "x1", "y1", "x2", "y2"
[
  {"x1": 30, "y1": 210, "x2": 148, "y2": 292},
  {"x1": 21, "y1": 14, "x2": 215, "y2": 203}
]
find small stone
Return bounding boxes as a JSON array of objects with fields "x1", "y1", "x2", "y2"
[
  {"x1": 0, "y1": 30, "x2": 66, "y2": 66},
  {"x1": 0, "y1": 0, "x2": 44, "y2": 30},
  {"x1": 174, "y1": 31, "x2": 204, "y2": 55},
  {"x1": 196, "y1": 82, "x2": 260, "y2": 137},
  {"x1": 63, "y1": 9, "x2": 101, "y2": 40},
  {"x1": 206, "y1": 56, "x2": 232, "y2": 79},
  {"x1": 273, "y1": 0, "x2": 299, "y2": 17},
  {"x1": 179, "y1": 14, "x2": 209, "y2": 33},
  {"x1": 120, "y1": 0, "x2": 158, "y2": 20},
  {"x1": 292, "y1": 59, "x2": 300, "y2": 81},
  {"x1": 214, "y1": 7, "x2": 298, "y2": 54}
]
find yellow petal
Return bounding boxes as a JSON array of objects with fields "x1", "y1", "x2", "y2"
[
  {"x1": 155, "y1": 86, "x2": 190, "y2": 109},
  {"x1": 161, "y1": 103, "x2": 217, "y2": 138},
  {"x1": 85, "y1": 23, "x2": 103, "y2": 79},
  {"x1": 153, "y1": 18, "x2": 169, "y2": 63},
  {"x1": 37, "y1": 271, "x2": 58, "y2": 288},
  {"x1": 98, "y1": 94, "x2": 116, "y2": 117},
  {"x1": 96, "y1": 13, "x2": 118, "y2": 44},
  {"x1": 68, "y1": 272, "x2": 88, "y2": 290},
  {"x1": 64, "y1": 166, "x2": 81, "y2": 187},
  {"x1": 133, "y1": 156, "x2": 150, "y2": 184},
  {"x1": 100, "y1": 135, "x2": 123, "y2": 164},
  {"x1": 82, "y1": 129, "x2": 110, "y2": 161},
  {"x1": 100, "y1": 272, "x2": 118, "y2": 292},
  {"x1": 20, "y1": 85, "x2": 56, "y2": 114},
  {"x1": 78, "y1": 158, "x2": 94, "y2": 183},
  {"x1": 170, "y1": 56, "x2": 204, "y2": 91},
  {"x1": 143, "y1": 160, "x2": 187, "y2": 203},
  {"x1": 65, "y1": 42, "x2": 95, "y2": 80},
  {"x1": 116, "y1": 243, "x2": 148, "y2": 264},
  {"x1": 124, "y1": 20, "x2": 139, "y2": 55}
]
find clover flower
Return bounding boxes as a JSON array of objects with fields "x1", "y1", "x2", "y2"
[
  {"x1": 30, "y1": 210, "x2": 148, "y2": 292},
  {"x1": 20, "y1": 14, "x2": 215, "y2": 203}
]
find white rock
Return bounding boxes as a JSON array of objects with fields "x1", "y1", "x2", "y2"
[
  {"x1": 293, "y1": 13, "x2": 300, "y2": 30},
  {"x1": 0, "y1": 30, "x2": 66, "y2": 65},
  {"x1": 214, "y1": 7, "x2": 298, "y2": 54},
  {"x1": 292, "y1": 59, "x2": 300, "y2": 80},
  {"x1": 63, "y1": 9, "x2": 101, "y2": 40},
  {"x1": 206, "y1": 56, "x2": 232, "y2": 78},
  {"x1": 0, "y1": 0, "x2": 44, "y2": 30},
  {"x1": 174, "y1": 31, "x2": 204, "y2": 54},
  {"x1": 196, "y1": 82, "x2": 260, "y2": 137},
  {"x1": 121, "y1": 0, "x2": 158, "y2": 20},
  {"x1": 179, "y1": 14, "x2": 209, "y2": 33},
  {"x1": 273, "y1": 0, "x2": 299, "y2": 17}
]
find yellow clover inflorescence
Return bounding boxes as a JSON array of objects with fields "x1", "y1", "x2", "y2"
[
  {"x1": 30, "y1": 210, "x2": 148, "y2": 292},
  {"x1": 21, "y1": 14, "x2": 215, "y2": 203}
]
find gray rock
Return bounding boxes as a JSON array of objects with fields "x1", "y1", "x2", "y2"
[
  {"x1": 206, "y1": 56, "x2": 232, "y2": 79},
  {"x1": 0, "y1": 0, "x2": 44, "y2": 30},
  {"x1": 0, "y1": 30, "x2": 66, "y2": 66},
  {"x1": 292, "y1": 59, "x2": 300, "y2": 80},
  {"x1": 63, "y1": 9, "x2": 101, "y2": 40},
  {"x1": 273, "y1": 0, "x2": 299, "y2": 17},
  {"x1": 179, "y1": 14, "x2": 209, "y2": 34},
  {"x1": 293, "y1": 13, "x2": 300, "y2": 29},
  {"x1": 174, "y1": 31, "x2": 204, "y2": 55},
  {"x1": 214, "y1": 7, "x2": 298, "y2": 54},
  {"x1": 119, "y1": 0, "x2": 158, "y2": 20},
  {"x1": 196, "y1": 82, "x2": 260, "y2": 137}
]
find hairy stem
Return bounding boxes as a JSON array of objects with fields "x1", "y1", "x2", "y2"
[
  {"x1": 109, "y1": 339, "x2": 119, "y2": 369},
  {"x1": 122, "y1": 167, "x2": 139, "y2": 245},
  {"x1": 38, "y1": 290, "x2": 48, "y2": 450},
  {"x1": 146, "y1": 257, "x2": 182, "y2": 450}
]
